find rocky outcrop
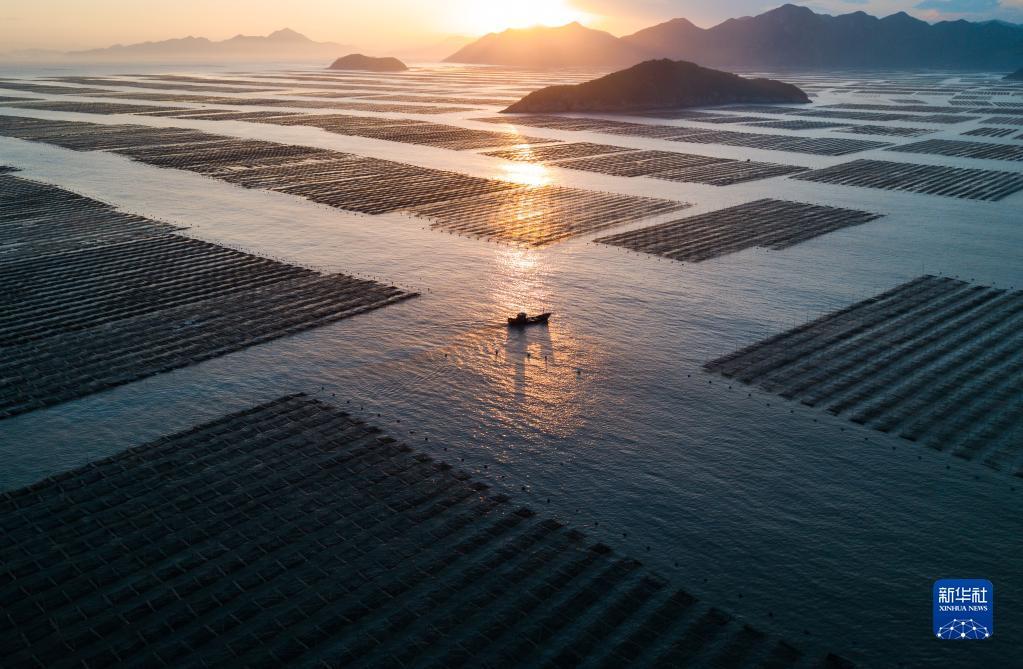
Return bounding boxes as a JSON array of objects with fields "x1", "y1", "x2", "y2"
[
  {"x1": 503, "y1": 59, "x2": 808, "y2": 113},
  {"x1": 328, "y1": 53, "x2": 408, "y2": 72}
]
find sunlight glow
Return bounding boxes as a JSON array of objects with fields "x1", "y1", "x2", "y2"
[
  {"x1": 500, "y1": 246, "x2": 539, "y2": 275},
  {"x1": 499, "y1": 161, "x2": 553, "y2": 187},
  {"x1": 458, "y1": 0, "x2": 592, "y2": 35}
]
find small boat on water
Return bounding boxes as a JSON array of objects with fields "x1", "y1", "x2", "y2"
[{"x1": 507, "y1": 312, "x2": 551, "y2": 327}]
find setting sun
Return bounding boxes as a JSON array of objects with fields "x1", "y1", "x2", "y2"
[{"x1": 458, "y1": 0, "x2": 592, "y2": 35}]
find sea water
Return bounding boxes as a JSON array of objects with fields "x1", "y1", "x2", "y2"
[{"x1": 1, "y1": 63, "x2": 1021, "y2": 665}]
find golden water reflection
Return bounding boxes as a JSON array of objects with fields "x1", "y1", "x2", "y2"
[
  {"x1": 463, "y1": 242, "x2": 599, "y2": 438},
  {"x1": 341, "y1": 236, "x2": 602, "y2": 440},
  {"x1": 494, "y1": 244, "x2": 548, "y2": 314},
  {"x1": 441, "y1": 321, "x2": 603, "y2": 440},
  {"x1": 499, "y1": 159, "x2": 553, "y2": 187}
]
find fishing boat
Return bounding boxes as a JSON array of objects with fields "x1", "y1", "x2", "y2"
[{"x1": 507, "y1": 312, "x2": 551, "y2": 327}]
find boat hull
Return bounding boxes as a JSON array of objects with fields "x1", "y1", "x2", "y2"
[{"x1": 507, "y1": 312, "x2": 552, "y2": 327}]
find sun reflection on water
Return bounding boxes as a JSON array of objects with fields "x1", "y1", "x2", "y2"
[
  {"x1": 499, "y1": 160, "x2": 553, "y2": 187},
  {"x1": 468, "y1": 243, "x2": 597, "y2": 438},
  {"x1": 493, "y1": 244, "x2": 548, "y2": 315},
  {"x1": 439, "y1": 319, "x2": 602, "y2": 440},
  {"x1": 314, "y1": 226, "x2": 605, "y2": 441}
]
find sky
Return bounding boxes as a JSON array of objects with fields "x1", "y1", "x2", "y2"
[{"x1": 1, "y1": 0, "x2": 1022, "y2": 52}]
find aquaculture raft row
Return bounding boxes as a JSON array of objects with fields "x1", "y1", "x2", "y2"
[
  {"x1": 886, "y1": 138, "x2": 1023, "y2": 162},
  {"x1": 477, "y1": 114, "x2": 891, "y2": 156},
  {"x1": 835, "y1": 125, "x2": 933, "y2": 137},
  {"x1": 753, "y1": 102, "x2": 990, "y2": 122},
  {"x1": 558, "y1": 150, "x2": 807, "y2": 186},
  {"x1": 483, "y1": 142, "x2": 636, "y2": 162},
  {"x1": 705, "y1": 276, "x2": 1023, "y2": 475},
  {"x1": 635, "y1": 108, "x2": 768, "y2": 122},
  {"x1": 408, "y1": 185, "x2": 687, "y2": 247},
  {"x1": 794, "y1": 109, "x2": 977, "y2": 124},
  {"x1": 0, "y1": 173, "x2": 181, "y2": 261},
  {"x1": 484, "y1": 143, "x2": 807, "y2": 186},
  {"x1": 556, "y1": 150, "x2": 732, "y2": 177},
  {"x1": 46, "y1": 76, "x2": 274, "y2": 93},
  {"x1": 371, "y1": 93, "x2": 516, "y2": 106},
  {"x1": 9, "y1": 100, "x2": 188, "y2": 115},
  {"x1": 662, "y1": 127, "x2": 890, "y2": 156},
  {"x1": 0, "y1": 395, "x2": 851, "y2": 668},
  {"x1": 825, "y1": 102, "x2": 978, "y2": 114},
  {"x1": 0, "y1": 116, "x2": 684, "y2": 246},
  {"x1": 149, "y1": 109, "x2": 560, "y2": 151},
  {"x1": 0, "y1": 117, "x2": 228, "y2": 151},
  {"x1": 80, "y1": 91, "x2": 474, "y2": 114},
  {"x1": 0, "y1": 81, "x2": 113, "y2": 95},
  {"x1": 791, "y1": 159, "x2": 1023, "y2": 201},
  {"x1": 962, "y1": 127, "x2": 1017, "y2": 138},
  {"x1": 4, "y1": 95, "x2": 546, "y2": 149},
  {"x1": 58, "y1": 74, "x2": 403, "y2": 91},
  {"x1": 745, "y1": 119, "x2": 849, "y2": 131},
  {"x1": 0, "y1": 175, "x2": 415, "y2": 419},
  {"x1": 140, "y1": 109, "x2": 305, "y2": 121},
  {"x1": 594, "y1": 199, "x2": 881, "y2": 263}
]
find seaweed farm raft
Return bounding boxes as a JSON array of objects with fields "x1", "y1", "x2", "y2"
[
  {"x1": 594, "y1": 199, "x2": 882, "y2": 263},
  {"x1": 0, "y1": 394, "x2": 851, "y2": 669},
  {"x1": 483, "y1": 144, "x2": 808, "y2": 186},
  {"x1": 0, "y1": 173, "x2": 415, "y2": 419},
  {"x1": 704, "y1": 276, "x2": 1023, "y2": 474},
  {"x1": 0, "y1": 116, "x2": 686, "y2": 246},
  {"x1": 476, "y1": 114, "x2": 891, "y2": 155},
  {"x1": 791, "y1": 159, "x2": 1023, "y2": 201}
]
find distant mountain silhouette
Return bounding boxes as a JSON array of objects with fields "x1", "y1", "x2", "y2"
[
  {"x1": 1007, "y1": 67, "x2": 1023, "y2": 80},
  {"x1": 446, "y1": 5, "x2": 1023, "y2": 70},
  {"x1": 504, "y1": 59, "x2": 808, "y2": 113},
  {"x1": 443, "y1": 23, "x2": 646, "y2": 68},
  {"x1": 69, "y1": 29, "x2": 348, "y2": 62},
  {"x1": 328, "y1": 54, "x2": 407, "y2": 72},
  {"x1": 622, "y1": 4, "x2": 1023, "y2": 69}
]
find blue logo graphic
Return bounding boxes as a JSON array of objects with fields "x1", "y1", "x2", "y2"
[{"x1": 933, "y1": 579, "x2": 993, "y2": 640}]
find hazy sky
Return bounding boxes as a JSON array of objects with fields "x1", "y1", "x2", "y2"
[{"x1": 2, "y1": 0, "x2": 1021, "y2": 51}]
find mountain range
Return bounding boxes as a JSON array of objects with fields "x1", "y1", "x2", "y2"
[
  {"x1": 444, "y1": 22, "x2": 643, "y2": 68},
  {"x1": 7, "y1": 29, "x2": 349, "y2": 63},
  {"x1": 446, "y1": 4, "x2": 1023, "y2": 70}
]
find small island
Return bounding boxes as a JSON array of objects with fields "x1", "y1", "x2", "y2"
[
  {"x1": 328, "y1": 53, "x2": 408, "y2": 72},
  {"x1": 503, "y1": 59, "x2": 809, "y2": 113},
  {"x1": 1006, "y1": 67, "x2": 1023, "y2": 81}
]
